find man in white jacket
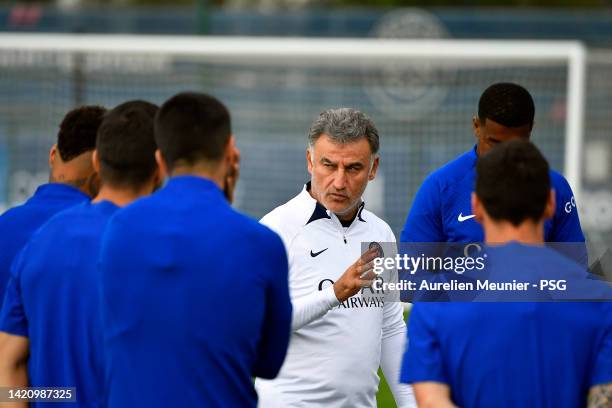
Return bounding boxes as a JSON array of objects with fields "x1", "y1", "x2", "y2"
[{"x1": 256, "y1": 108, "x2": 415, "y2": 407}]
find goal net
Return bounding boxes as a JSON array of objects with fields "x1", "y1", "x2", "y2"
[{"x1": 0, "y1": 34, "x2": 586, "y2": 236}]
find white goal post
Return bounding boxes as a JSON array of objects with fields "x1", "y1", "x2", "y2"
[{"x1": 0, "y1": 34, "x2": 586, "y2": 214}]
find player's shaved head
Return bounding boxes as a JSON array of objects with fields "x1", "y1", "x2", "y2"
[
  {"x1": 154, "y1": 92, "x2": 231, "y2": 171},
  {"x1": 96, "y1": 100, "x2": 159, "y2": 189},
  {"x1": 475, "y1": 140, "x2": 550, "y2": 226},
  {"x1": 478, "y1": 82, "x2": 535, "y2": 129}
]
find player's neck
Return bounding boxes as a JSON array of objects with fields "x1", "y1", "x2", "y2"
[
  {"x1": 93, "y1": 184, "x2": 149, "y2": 207},
  {"x1": 49, "y1": 167, "x2": 92, "y2": 196},
  {"x1": 483, "y1": 219, "x2": 545, "y2": 245},
  {"x1": 170, "y1": 165, "x2": 225, "y2": 191}
]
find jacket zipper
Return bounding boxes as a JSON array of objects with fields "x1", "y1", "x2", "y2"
[{"x1": 330, "y1": 213, "x2": 353, "y2": 245}]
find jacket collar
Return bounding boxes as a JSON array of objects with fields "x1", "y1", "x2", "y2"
[{"x1": 300, "y1": 182, "x2": 366, "y2": 226}]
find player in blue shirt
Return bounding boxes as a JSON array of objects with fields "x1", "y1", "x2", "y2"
[
  {"x1": 99, "y1": 92, "x2": 292, "y2": 408},
  {"x1": 0, "y1": 105, "x2": 106, "y2": 303},
  {"x1": 401, "y1": 140, "x2": 612, "y2": 408},
  {"x1": 0, "y1": 101, "x2": 160, "y2": 407},
  {"x1": 400, "y1": 82, "x2": 587, "y2": 265}
]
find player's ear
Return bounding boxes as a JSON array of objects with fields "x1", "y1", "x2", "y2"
[
  {"x1": 49, "y1": 144, "x2": 58, "y2": 169},
  {"x1": 473, "y1": 116, "x2": 481, "y2": 138},
  {"x1": 472, "y1": 192, "x2": 484, "y2": 224},
  {"x1": 224, "y1": 135, "x2": 237, "y2": 164},
  {"x1": 306, "y1": 147, "x2": 314, "y2": 175},
  {"x1": 221, "y1": 135, "x2": 240, "y2": 204},
  {"x1": 368, "y1": 155, "x2": 379, "y2": 181},
  {"x1": 155, "y1": 150, "x2": 169, "y2": 180},
  {"x1": 543, "y1": 188, "x2": 556, "y2": 220},
  {"x1": 223, "y1": 135, "x2": 240, "y2": 177},
  {"x1": 91, "y1": 150, "x2": 100, "y2": 174}
]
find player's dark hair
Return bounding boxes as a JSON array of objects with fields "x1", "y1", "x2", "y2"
[
  {"x1": 57, "y1": 105, "x2": 107, "y2": 162},
  {"x1": 154, "y1": 92, "x2": 231, "y2": 170},
  {"x1": 96, "y1": 100, "x2": 159, "y2": 189},
  {"x1": 478, "y1": 82, "x2": 535, "y2": 129},
  {"x1": 476, "y1": 140, "x2": 550, "y2": 226}
]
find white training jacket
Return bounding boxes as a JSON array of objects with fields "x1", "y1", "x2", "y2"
[{"x1": 255, "y1": 183, "x2": 415, "y2": 408}]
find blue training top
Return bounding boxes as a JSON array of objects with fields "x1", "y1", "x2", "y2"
[
  {"x1": 400, "y1": 146, "x2": 587, "y2": 264},
  {"x1": 99, "y1": 176, "x2": 292, "y2": 408},
  {"x1": 0, "y1": 200, "x2": 118, "y2": 408},
  {"x1": 0, "y1": 183, "x2": 89, "y2": 303},
  {"x1": 401, "y1": 242, "x2": 612, "y2": 408}
]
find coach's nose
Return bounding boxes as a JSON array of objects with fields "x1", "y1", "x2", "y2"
[{"x1": 332, "y1": 167, "x2": 347, "y2": 190}]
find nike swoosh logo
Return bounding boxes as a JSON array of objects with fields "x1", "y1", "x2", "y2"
[
  {"x1": 458, "y1": 213, "x2": 476, "y2": 222},
  {"x1": 310, "y1": 248, "x2": 329, "y2": 257}
]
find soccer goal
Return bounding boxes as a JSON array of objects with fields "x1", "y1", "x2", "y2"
[{"x1": 0, "y1": 34, "x2": 586, "y2": 234}]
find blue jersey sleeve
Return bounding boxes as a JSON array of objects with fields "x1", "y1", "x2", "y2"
[
  {"x1": 253, "y1": 230, "x2": 292, "y2": 379},
  {"x1": 0, "y1": 247, "x2": 29, "y2": 337},
  {"x1": 590, "y1": 305, "x2": 612, "y2": 387},
  {"x1": 400, "y1": 303, "x2": 447, "y2": 384},
  {"x1": 548, "y1": 173, "x2": 588, "y2": 265},
  {"x1": 400, "y1": 175, "x2": 444, "y2": 243},
  {"x1": 549, "y1": 174, "x2": 585, "y2": 243}
]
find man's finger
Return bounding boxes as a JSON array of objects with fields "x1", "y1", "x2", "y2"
[
  {"x1": 359, "y1": 278, "x2": 374, "y2": 288},
  {"x1": 359, "y1": 268, "x2": 377, "y2": 281},
  {"x1": 357, "y1": 261, "x2": 374, "y2": 276},
  {"x1": 360, "y1": 247, "x2": 379, "y2": 264}
]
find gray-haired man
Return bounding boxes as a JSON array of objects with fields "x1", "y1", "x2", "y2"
[{"x1": 255, "y1": 108, "x2": 415, "y2": 407}]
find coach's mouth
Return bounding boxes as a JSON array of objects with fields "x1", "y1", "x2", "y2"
[{"x1": 327, "y1": 193, "x2": 349, "y2": 201}]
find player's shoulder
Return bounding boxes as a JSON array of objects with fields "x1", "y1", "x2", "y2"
[
  {"x1": 0, "y1": 203, "x2": 28, "y2": 226},
  {"x1": 549, "y1": 170, "x2": 580, "y2": 216},
  {"x1": 422, "y1": 149, "x2": 476, "y2": 191},
  {"x1": 537, "y1": 246, "x2": 611, "y2": 297},
  {"x1": 34, "y1": 202, "x2": 88, "y2": 234},
  {"x1": 549, "y1": 169, "x2": 574, "y2": 194},
  {"x1": 210, "y1": 206, "x2": 287, "y2": 265},
  {"x1": 539, "y1": 245, "x2": 584, "y2": 270},
  {"x1": 260, "y1": 189, "x2": 311, "y2": 241},
  {"x1": 105, "y1": 190, "x2": 163, "y2": 230},
  {"x1": 232, "y1": 208, "x2": 283, "y2": 245},
  {"x1": 20, "y1": 204, "x2": 85, "y2": 254},
  {"x1": 0, "y1": 196, "x2": 43, "y2": 224},
  {"x1": 114, "y1": 189, "x2": 157, "y2": 216}
]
